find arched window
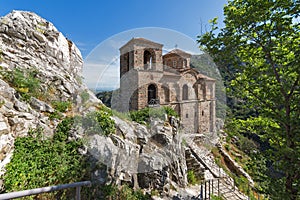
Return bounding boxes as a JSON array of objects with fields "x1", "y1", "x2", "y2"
[
  {"x1": 164, "y1": 86, "x2": 170, "y2": 102},
  {"x1": 148, "y1": 84, "x2": 157, "y2": 103},
  {"x1": 144, "y1": 50, "x2": 153, "y2": 69},
  {"x1": 182, "y1": 84, "x2": 188, "y2": 100}
]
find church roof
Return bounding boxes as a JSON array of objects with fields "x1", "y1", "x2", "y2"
[
  {"x1": 163, "y1": 49, "x2": 191, "y2": 58},
  {"x1": 178, "y1": 68, "x2": 216, "y2": 81},
  {"x1": 120, "y1": 37, "x2": 163, "y2": 50},
  {"x1": 197, "y1": 73, "x2": 216, "y2": 81}
]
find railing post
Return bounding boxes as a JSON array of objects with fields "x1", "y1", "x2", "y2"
[
  {"x1": 211, "y1": 179, "x2": 214, "y2": 195},
  {"x1": 76, "y1": 186, "x2": 81, "y2": 200},
  {"x1": 208, "y1": 180, "x2": 210, "y2": 199},
  {"x1": 218, "y1": 178, "x2": 220, "y2": 197},
  {"x1": 200, "y1": 184, "x2": 203, "y2": 200},
  {"x1": 204, "y1": 181, "x2": 207, "y2": 200}
]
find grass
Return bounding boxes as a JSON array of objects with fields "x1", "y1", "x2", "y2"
[
  {"x1": 212, "y1": 137, "x2": 267, "y2": 200},
  {"x1": 112, "y1": 109, "x2": 132, "y2": 121}
]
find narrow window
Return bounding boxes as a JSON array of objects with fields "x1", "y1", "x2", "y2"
[
  {"x1": 182, "y1": 84, "x2": 188, "y2": 100},
  {"x1": 164, "y1": 86, "x2": 170, "y2": 102},
  {"x1": 173, "y1": 60, "x2": 177, "y2": 68},
  {"x1": 126, "y1": 52, "x2": 130, "y2": 71},
  {"x1": 148, "y1": 84, "x2": 157, "y2": 103},
  {"x1": 144, "y1": 50, "x2": 152, "y2": 69}
]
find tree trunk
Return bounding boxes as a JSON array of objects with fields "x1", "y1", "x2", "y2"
[{"x1": 285, "y1": 173, "x2": 298, "y2": 200}]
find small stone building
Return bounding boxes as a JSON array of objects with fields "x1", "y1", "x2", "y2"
[{"x1": 116, "y1": 38, "x2": 216, "y2": 133}]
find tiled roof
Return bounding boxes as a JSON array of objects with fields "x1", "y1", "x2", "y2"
[
  {"x1": 163, "y1": 49, "x2": 191, "y2": 58},
  {"x1": 120, "y1": 37, "x2": 163, "y2": 50}
]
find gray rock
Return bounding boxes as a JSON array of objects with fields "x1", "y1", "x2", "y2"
[
  {"x1": 0, "y1": 121, "x2": 8, "y2": 135},
  {"x1": 30, "y1": 97, "x2": 54, "y2": 113},
  {"x1": 13, "y1": 99, "x2": 29, "y2": 112},
  {"x1": 151, "y1": 132, "x2": 172, "y2": 146},
  {"x1": 112, "y1": 116, "x2": 136, "y2": 141}
]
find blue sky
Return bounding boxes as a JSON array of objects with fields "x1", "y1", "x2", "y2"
[
  {"x1": 0, "y1": 0, "x2": 227, "y2": 90},
  {"x1": 0, "y1": 0, "x2": 227, "y2": 58}
]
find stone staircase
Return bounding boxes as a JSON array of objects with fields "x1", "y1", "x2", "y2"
[
  {"x1": 185, "y1": 148, "x2": 205, "y2": 180},
  {"x1": 185, "y1": 138, "x2": 248, "y2": 200}
]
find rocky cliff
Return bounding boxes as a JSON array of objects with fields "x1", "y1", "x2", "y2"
[{"x1": 0, "y1": 10, "x2": 99, "y2": 177}]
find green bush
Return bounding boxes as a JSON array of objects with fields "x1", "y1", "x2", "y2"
[
  {"x1": 187, "y1": 170, "x2": 199, "y2": 185},
  {"x1": 48, "y1": 110, "x2": 63, "y2": 120},
  {"x1": 233, "y1": 175, "x2": 250, "y2": 194},
  {"x1": 4, "y1": 118, "x2": 89, "y2": 199},
  {"x1": 163, "y1": 106, "x2": 179, "y2": 118},
  {"x1": 237, "y1": 135, "x2": 257, "y2": 155},
  {"x1": 211, "y1": 195, "x2": 224, "y2": 200},
  {"x1": 51, "y1": 100, "x2": 72, "y2": 112},
  {"x1": 112, "y1": 109, "x2": 132, "y2": 121},
  {"x1": 101, "y1": 184, "x2": 150, "y2": 200},
  {"x1": 80, "y1": 90, "x2": 90, "y2": 104},
  {"x1": 130, "y1": 106, "x2": 178, "y2": 124},
  {"x1": 83, "y1": 106, "x2": 115, "y2": 136},
  {"x1": 0, "y1": 67, "x2": 40, "y2": 102}
]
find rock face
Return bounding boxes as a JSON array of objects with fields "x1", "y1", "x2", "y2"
[
  {"x1": 89, "y1": 116, "x2": 188, "y2": 193},
  {"x1": 0, "y1": 10, "x2": 100, "y2": 178},
  {"x1": 0, "y1": 10, "x2": 87, "y2": 102}
]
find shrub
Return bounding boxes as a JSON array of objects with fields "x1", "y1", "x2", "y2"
[
  {"x1": 4, "y1": 118, "x2": 89, "y2": 199},
  {"x1": 112, "y1": 109, "x2": 132, "y2": 121},
  {"x1": 100, "y1": 184, "x2": 150, "y2": 200},
  {"x1": 83, "y1": 106, "x2": 115, "y2": 136},
  {"x1": 51, "y1": 100, "x2": 72, "y2": 112},
  {"x1": 130, "y1": 106, "x2": 178, "y2": 124},
  {"x1": 80, "y1": 90, "x2": 90, "y2": 104},
  {"x1": 0, "y1": 67, "x2": 40, "y2": 102},
  {"x1": 187, "y1": 170, "x2": 199, "y2": 185},
  {"x1": 237, "y1": 135, "x2": 258, "y2": 154},
  {"x1": 233, "y1": 175, "x2": 250, "y2": 194},
  {"x1": 224, "y1": 143, "x2": 230, "y2": 151},
  {"x1": 211, "y1": 195, "x2": 224, "y2": 200},
  {"x1": 48, "y1": 110, "x2": 63, "y2": 120},
  {"x1": 163, "y1": 106, "x2": 179, "y2": 118}
]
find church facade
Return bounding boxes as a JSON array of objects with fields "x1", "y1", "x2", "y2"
[{"x1": 116, "y1": 38, "x2": 216, "y2": 133}]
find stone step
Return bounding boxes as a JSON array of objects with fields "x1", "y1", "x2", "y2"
[{"x1": 187, "y1": 140, "x2": 248, "y2": 200}]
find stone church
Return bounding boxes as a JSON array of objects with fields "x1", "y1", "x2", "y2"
[{"x1": 115, "y1": 38, "x2": 216, "y2": 133}]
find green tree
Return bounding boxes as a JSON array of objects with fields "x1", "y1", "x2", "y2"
[{"x1": 198, "y1": 0, "x2": 299, "y2": 199}]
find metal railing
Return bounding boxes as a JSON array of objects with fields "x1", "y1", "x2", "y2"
[
  {"x1": 148, "y1": 98, "x2": 160, "y2": 107},
  {"x1": 0, "y1": 181, "x2": 91, "y2": 200}
]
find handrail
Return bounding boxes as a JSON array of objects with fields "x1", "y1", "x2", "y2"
[{"x1": 0, "y1": 181, "x2": 91, "y2": 200}]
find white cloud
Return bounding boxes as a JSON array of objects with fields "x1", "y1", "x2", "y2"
[{"x1": 83, "y1": 58, "x2": 120, "y2": 90}]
